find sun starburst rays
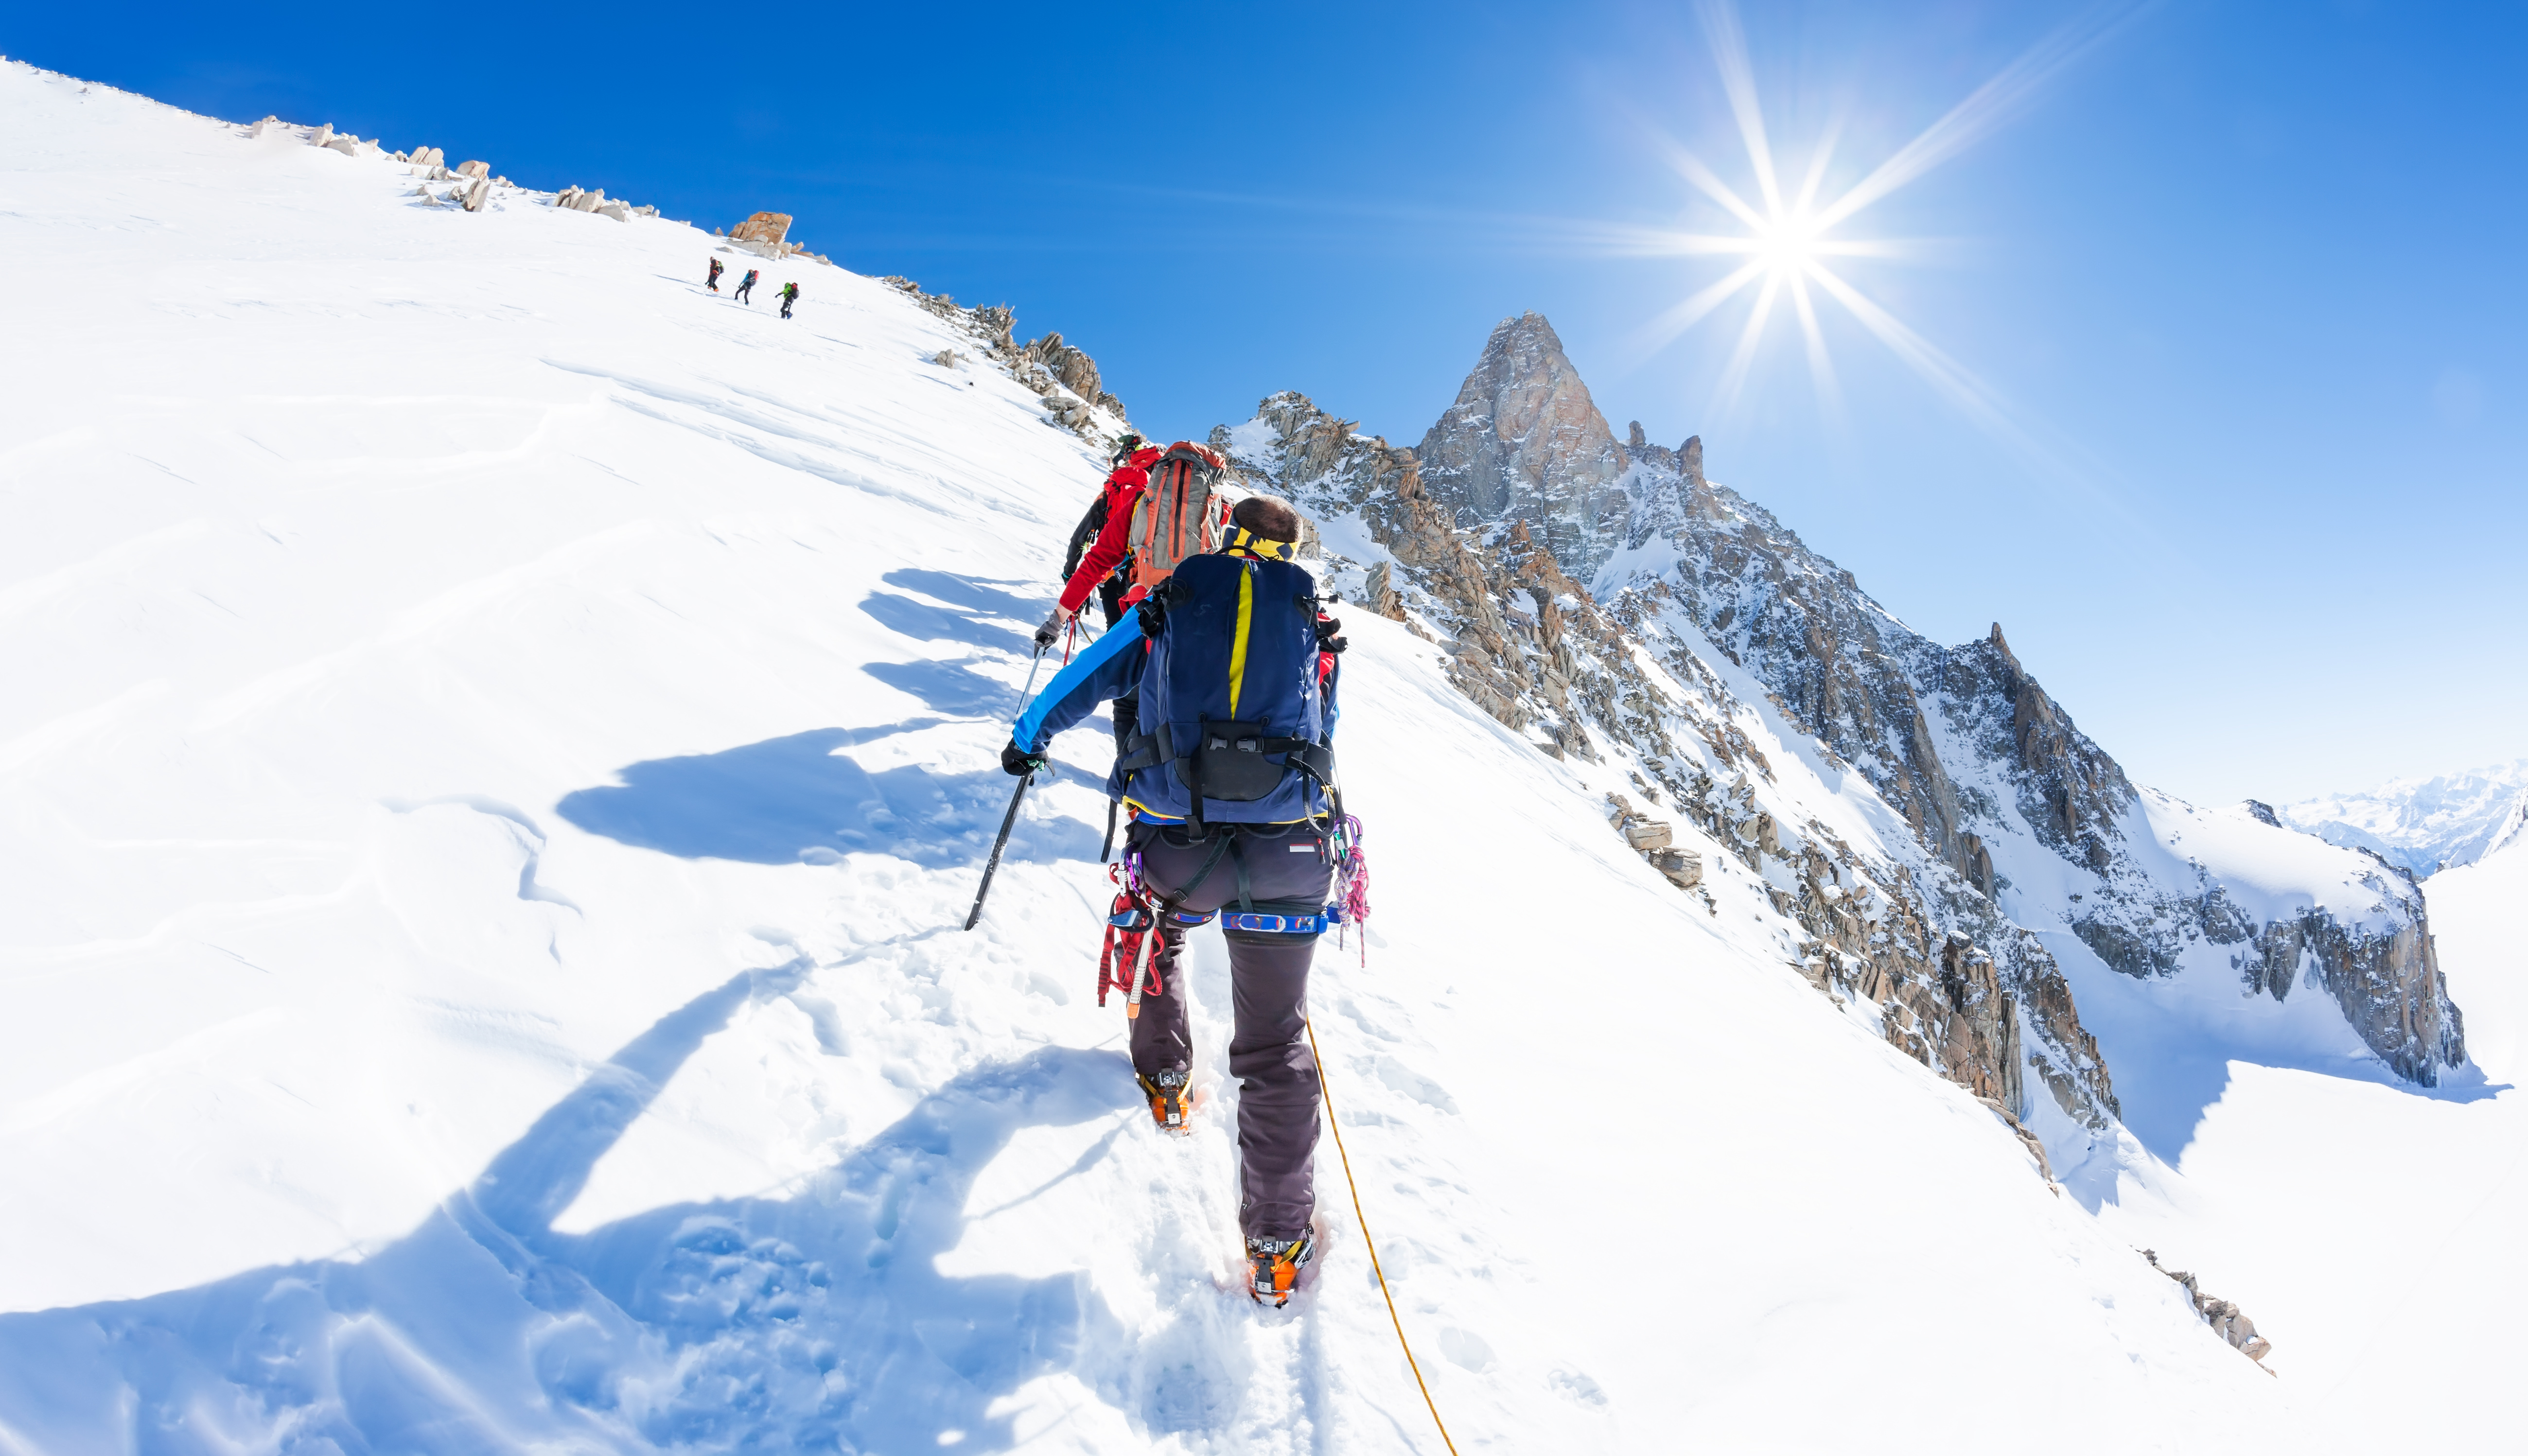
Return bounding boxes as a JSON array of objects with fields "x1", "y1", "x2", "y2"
[{"x1": 1629, "y1": 0, "x2": 2144, "y2": 447}]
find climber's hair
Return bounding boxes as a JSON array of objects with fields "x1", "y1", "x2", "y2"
[{"x1": 1232, "y1": 495, "x2": 1302, "y2": 544}]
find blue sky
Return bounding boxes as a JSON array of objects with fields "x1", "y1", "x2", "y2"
[{"x1": 10, "y1": 1, "x2": 2523, "y2": 805}]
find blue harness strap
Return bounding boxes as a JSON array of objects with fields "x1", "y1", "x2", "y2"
[{"x1": 1220, "y1": 911, "x2": 1326, "y2": 935}]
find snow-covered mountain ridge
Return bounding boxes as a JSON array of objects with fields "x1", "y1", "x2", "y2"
[
  {"x1": 1242, "y1": 312, "x2": 2463, "y2": 1105},
  {"x1": 0, "y1": 61, "x2": 2336, "y2": 1452},
  {"x1": 2281, "y1": 759, "x2": 2528, "y2": 877}
]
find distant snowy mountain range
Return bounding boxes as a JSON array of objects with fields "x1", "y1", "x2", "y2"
[{"x1": 2280, "y1": 761, "x2": 2528, "y2": 877}]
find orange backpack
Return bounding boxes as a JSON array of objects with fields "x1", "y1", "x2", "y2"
[{"x1": 1126, "y1": 442, "x2": 1229, "y2": 595}]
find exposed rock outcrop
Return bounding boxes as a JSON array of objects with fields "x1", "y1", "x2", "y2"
[
  {"x1": 877, "y1": 279, "x2": 1128, "y2": 445},
  {"x1": 1020, "y1": 333, "x2": 1125, "y2": 419},
  {"x1": 456, "y1": 159, "x2": 490, "y2": 179},
  {"x1": 2141, "y1": 1250, "x2": 2274, "y2": 1367},
  {"x1": 1416, "y1": 313, "x2": 1633, "y2": 577},
  {"x1": 731, "y1": 211, "x2": 790, "y2": 246},
  {"x1": 2226, "y1": 875, "x2": 2464, "y2": 1083}
]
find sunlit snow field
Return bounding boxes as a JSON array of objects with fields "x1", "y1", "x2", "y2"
[{"x1": 0, "y1": 61, "x2": 2514, "y2": 1453}]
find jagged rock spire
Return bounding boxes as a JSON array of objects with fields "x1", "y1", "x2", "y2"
[{"x1": 1415, "y1": 313, "x2": 1633, "y2": 576}]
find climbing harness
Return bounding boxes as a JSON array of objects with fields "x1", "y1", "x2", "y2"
[
  {"x1": 1097, "y1": 836, "x2": 1230, "y2": 1016},
  {"x1": 1095, "y1": 861, "x2": 1152, "y2": 1010},
  {"x1": 1308, "y1": 1013, "x2": 1458, "y2": 1455},
  {"x1": 1323, "y1": 814, "x2": 1372, "y2": 967}
]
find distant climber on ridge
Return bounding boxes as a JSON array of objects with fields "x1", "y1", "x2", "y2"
[
  {"x1": 1002, "y1": 489, "x2": 1351, "y2": 1307},
  {"x1": 779, "y1": 281, "x2": 799, "y2": 319},
  {"x1": 705, "y1": 257, "x2": 723, "y2": 293},
  {"x1": 734, "y1": 268, "x2": 758, "y2": 304}
]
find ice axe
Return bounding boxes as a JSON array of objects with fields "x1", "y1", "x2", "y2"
[{"x1": 963, "y1": 644, "x2": 1052, "y2": 931}]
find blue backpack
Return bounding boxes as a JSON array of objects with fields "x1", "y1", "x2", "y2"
[{"x1": 1123, "y1": 552, "x2": 1334, "y2": 828}]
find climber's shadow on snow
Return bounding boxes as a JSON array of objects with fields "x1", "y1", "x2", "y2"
[
  {"x1": 560, "y1": 573, "x2": 1107, "y2": 867},
  {"x1": 555, "y1": 721, "x2": 1105, "y2": 868},
  {"x1": 860, "y1": 569, "x2": 1043, "y2": 657},
  {"x1": 0, "y1": 959, "x2": 1143, "y2": 1453},
  {"x1": 862, "y1": 657, "x2": 1023, "y2": 718}
]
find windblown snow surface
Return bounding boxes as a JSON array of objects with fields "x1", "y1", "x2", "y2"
[{"x1": 0, "y1": 62, "x2": 2510, "y2": 1452}]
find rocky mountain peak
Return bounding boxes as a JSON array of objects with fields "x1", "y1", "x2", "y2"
[
  {"x1": 1392, "y1": 316, "x2": 2464, "y2": 1089},
  {"x1": 1987, "y1": 622, "x2": 2019, "y2": 671},
  {"x1": 1415, "y1": 312, "x2": 1633, "y2": 577}
]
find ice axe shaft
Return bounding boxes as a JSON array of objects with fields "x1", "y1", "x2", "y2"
[
  {"x1": 963, "y1": 646, "x2": 1052, "y2": 932},
  {"x1": 964, "y1": 774, "x2": 1031, "y2": 931}
]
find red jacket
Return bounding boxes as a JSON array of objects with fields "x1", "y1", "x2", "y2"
[{"x1": 1059, "y1": 446, "x2": 1162, "y2": 613}]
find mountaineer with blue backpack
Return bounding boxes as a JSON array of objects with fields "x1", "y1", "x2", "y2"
[{"x1": 1001, "y1": 483, "x2": 1352, "y2": 1306}]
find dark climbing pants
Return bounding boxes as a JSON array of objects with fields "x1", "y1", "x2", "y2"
[
  {"x1": 780, "y1": 294, "x2": 793, "y2": 318},
  {"x1": 736, "y1": 281, "x2": 754, "y2": 303},
  {"x1": 1126, "y1": 819, "x2": 1334, "y2": 1242}
]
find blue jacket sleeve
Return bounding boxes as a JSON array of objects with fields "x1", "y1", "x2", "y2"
[{"x1": 1010, "y1": 614, "x2": 1147, "y2": 754}]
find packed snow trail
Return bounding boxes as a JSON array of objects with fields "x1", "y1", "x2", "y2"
[{"x1": 0, "y1": 63, "x2": 2298, "y2": 1451}]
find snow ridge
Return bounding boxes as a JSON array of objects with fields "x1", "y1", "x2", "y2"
[{"x1": 2281, "y1": 759, "x2": 2528, "y2": 877}]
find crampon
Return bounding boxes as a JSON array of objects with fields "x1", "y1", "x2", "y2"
[
  {"x1": 1246, "y1": 1233, "x2": 1313, "y2": 1307},
  {"x1": 1138, "y1": 1069, "x2": 1193, "y2": 1134}
]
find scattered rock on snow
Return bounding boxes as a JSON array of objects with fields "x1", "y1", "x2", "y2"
[
  {"x1": 455, "y1": 159, "x2": 489, "y2": 179},
  {"x1": 1605, "y1": 794, "x2": 1703, "y2": 889},
  {"x1": 2141, "y1": 1250, "x2": 2274, "y2": 1368}
]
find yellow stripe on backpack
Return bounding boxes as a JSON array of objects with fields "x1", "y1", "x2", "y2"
[{"x1": 1227, "y1": 563, "x2": 1254, "y2": 718}]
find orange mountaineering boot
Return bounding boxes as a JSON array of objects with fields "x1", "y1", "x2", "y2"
[
  {"x1": 1246, "y1": 1233, "x2": 1313, "y2": 1307},
  {"x1": 1138, "y1": 1069, "x2": 1193, "y2": 1135}
]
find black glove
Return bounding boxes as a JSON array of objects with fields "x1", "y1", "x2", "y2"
[
  {"x1": 1001, "y1": 742, "x2": 1046, "y2": 777},
  {"x1": 1315, "y1": 615, "x2": 1348, "y2": 654},
  {"x1": 1033, "y1": 610, "x2": 1067, "y2": 652},
  {"x1": 1135, "y1": 590, "x2": 1168, "y2": 640}
]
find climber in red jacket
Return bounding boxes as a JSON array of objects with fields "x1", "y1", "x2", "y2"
[{"x1": 1052, "y1": 433, "x2": 1161, "y2": 634}]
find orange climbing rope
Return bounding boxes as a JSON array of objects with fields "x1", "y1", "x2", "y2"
[{"x1": 1305, "y1": 1016, "x2": 1461, "y2": 1456}]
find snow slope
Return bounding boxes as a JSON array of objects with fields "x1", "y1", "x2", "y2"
[
  {"x1": 2282, "y1": 759, "x2": 2528, "y2": 877},
  {"x1": 0, "y1": 63, "x2": 2294, "y2": 1452},
  {"x1": 2089, "y1": 826, "x2": 2528, "y2": 1450}
]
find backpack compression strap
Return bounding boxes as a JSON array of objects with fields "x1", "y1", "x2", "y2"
[{"x1": 1221, "y1": 526, "x2": 1297, "y2": 561}]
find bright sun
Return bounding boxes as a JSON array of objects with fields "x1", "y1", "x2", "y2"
[
  {"x1": 1751, "y1": 214, "x2": 1821, "y2": 272},
  {"x1": 1632, "y1": 0, "x2": 2138, "y2": 433}
]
